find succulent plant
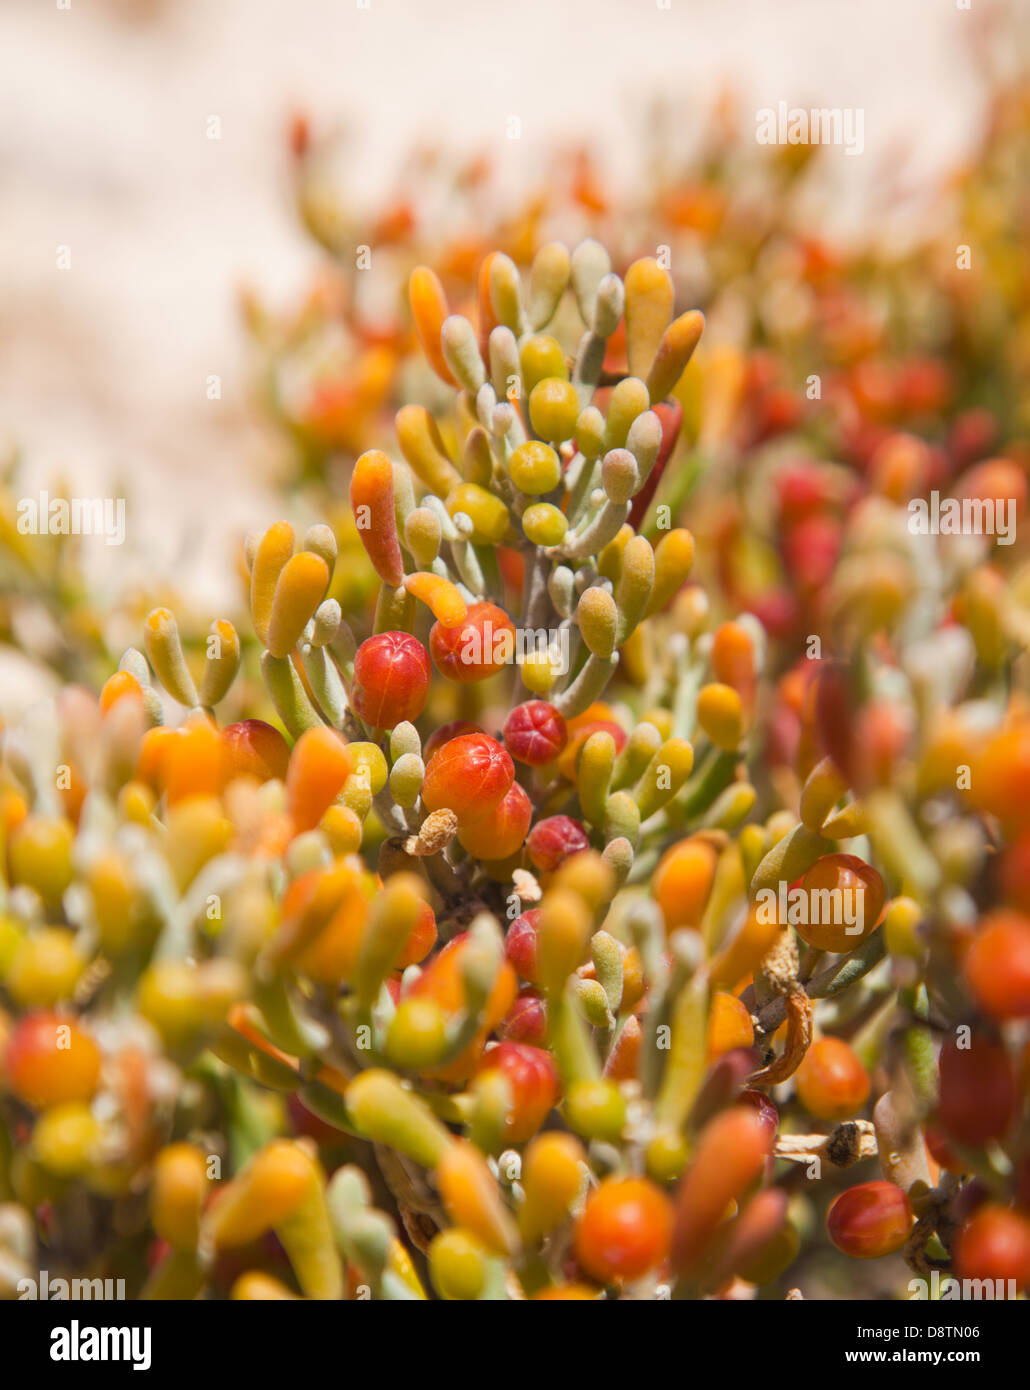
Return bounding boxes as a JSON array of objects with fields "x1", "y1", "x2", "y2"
[{"x1": 4, "y1": 53, "x2": 1030, "y2": 1305}]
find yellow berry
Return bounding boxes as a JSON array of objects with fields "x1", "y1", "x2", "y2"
[
  {"x1": 32, "y1": 1102, "x2": 100, "y2": 1178},
  {"x1": 520, "y1": 335, "x2": 568, "y2": 396},
  {"x1": 521, "y1": 650, "x2": 558, "y2": 694},
  {"x1": 9, "y1": 816, "x2": 74, "y2": 906},
  {"x1": 522, "y1": 503, "x2": 568, "y2": 546},
  {"x1": 529, "y1": 378, "x2": 580, "y2": 442},
  {"x1": 446, "y1": 484, "x2": 510, "y2": 545},
  {"x1": 5, "y1": 928, "x2": 85, "y2": 1007},
  {"x1": 510, "y1": 441, "x2": 562, "y2": 496}
]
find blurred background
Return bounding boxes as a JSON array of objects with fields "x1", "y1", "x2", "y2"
[{"x1": 1, "y1": 0, "x2": 1027, "y2": 718}]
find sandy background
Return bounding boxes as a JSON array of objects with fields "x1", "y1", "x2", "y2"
[{"x1": 0, "y1": 0, "x2": 1018, "y2": 620}]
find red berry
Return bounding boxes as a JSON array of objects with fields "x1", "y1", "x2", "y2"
[
  {"x1": 503, "y1": 701, "x2": 568, "y2": 766},
  {"x1": 736, "y1": 1089, "x2": 779, "y2": 1142},
  {"x1": 955, "y1": 1205, "x2": 1030, "y2": 1289},
  {"x1": 221, "y1": 720, "x2": 291, "y2": 783},
  {"x1": 827, "y1": 1181, "x2": 912, "y2": 1259},
  {"x1": 429, "y1": 602, "x2": 516, "y2": 683},
  {"x1": 351, "y1": 632, "x2": 430, "y2": 729},
  {"x1": 794, "y1": 1036, "x2": 870, "y2": 1122},
  {"x1": 574, "y1": 1177, "x2": 673, "y2": 1283},
  {"x1": 964, "y1": 911, "x2": 1030, "y2": 1021},
  {"x1": 476, "y1": 1042, "x2": 560, "y2": 1143},
  {"x1": 527, "y1": 815, "x2": 590, "y2": 873},
  {"x1": 938, "y1": 1034, "x2": 1016, "y2": 1148},
  {"x1": 457, "y1": 781, "x2": 532, "y2": 860},
  {"x1": 498, "y1": 993, "x2": 547, "y2": 1045},
  {"x1": 505, "y1": 910, "x2": 542, "y2": 983},
  {"x1": 420, "y1": 734, "x2": 514, "y2": 825}
]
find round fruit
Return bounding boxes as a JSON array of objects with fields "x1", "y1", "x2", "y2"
[
  {"x1": 4, "y1": 1013, "x2": 102, "y2": 1109},
  {"x1": 31, "y1": 1102, "x2": 100, "y2": 1178},
  {"x1": 955, "y1": 1205, "x2": 1030, "y2": 1289},
  {"x1": 509, "y1": 441, "x2": 562, "y2": 495},
  {"x1": 574, "y1": 1177, "x2": 673, "y2": 1283},
  {"x1": 457, "y1": 781, "x2": 532, "y2": 860},
  {"x1": 827, "y1": 1181, "x2": 912, "y2": 1259},
  {"x1": 528, "y1": 377, "x2": 580, "y2": 442},
  {"x1": 429, "y1": 602, "x2": 516, "y2": 684},
  {"x1": 964, "y1": 910, "x2": 1030, "y2": 1021},
  {"x1": 503, "y1": 701, "x2": 568, "y2": 766},
  {"x1": 497, "y1": 993, "x2": 547, "y2": 1045},
  {"x1": 792, "y1": 853, "x2": 885, "y2": 953},
  {"x1": 653, "y1": 837, "x2": 718, "y2": 933},
  {"x1": 526, "y1": 815, "x2": 590, "y2": 873},
  {"x1": 521, "y1": 503, "x2": 568, "y2": 546},
  {"x1": 937, "y1": 1034, "x2": 1016, "y2": 1147},
  {"x1": 421, "y1": 720, "x2": 483, "y2": 761},
  {"x1": 505, "y1": 910, "x2": 542, "y2": 983},
  {"x1": 476, "y1": 1042, "x2": 560, "y2": 1143},
  {"x1": 220, "y1": 720, "x2": 291, "y2": 783},
  {"x1": 8, "y1": 816, "x2": 74, "y2": 906},
  {"x1": 420, "y1": 734, "x2": 514, "y2": 825},
  {"x1": 794, "y1": 1036, "x2": 870, "y2": 1121},
  {"x1": 5, "y1": 929, "x2": 86, "y2": 1008},
  {"x1": 351, "y1": 632, "x2": 431, "y2": 728}
]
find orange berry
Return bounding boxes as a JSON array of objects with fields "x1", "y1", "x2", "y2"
[
  {"x1": 420, "y1": 734, "x2": 513, "y2": 825},
  {"x1": 574, "y1": 1177, "x2": 673, "y2": 1284},
  {"x1": 791, "y1": 853, "x2": 885, "y2": 953},
  {"x1": 4, "y1": 1012, "x2": 101, "y2": 1109},
  {"x1": 964, "y1": 910, "x2": 1030, "y2": 1021},
  {"x1": 430, "y1": 602, "x2": 516, "y2": 684},
  {"x1": 457, "y1": 781, "x2": 532, "y2": 860},
  {"x1": 955, "y1": 1204, "x2": 1030, "y2": 1289},
  {"x1": 794, "y1": 1036, "x2": 870, "y2": 1121}
]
